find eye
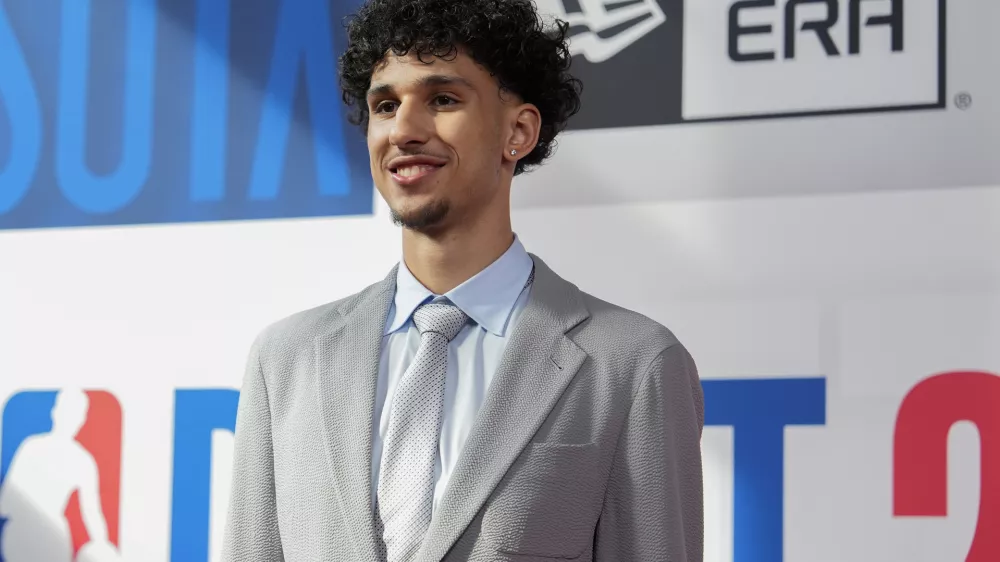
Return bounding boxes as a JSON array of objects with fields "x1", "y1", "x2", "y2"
[
  {"x1": 373, "y1": 100, "x2": 398, "y2": 114},
  {"x1": 431, "y1": 95, "x2": 457, "y2": 107}
]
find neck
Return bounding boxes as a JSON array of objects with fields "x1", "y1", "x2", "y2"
[{"x1": 401, "y1": 209, "x2": 514, "y2": 295}]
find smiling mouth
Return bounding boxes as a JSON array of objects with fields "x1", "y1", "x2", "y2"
[{"x1": 390, "y1": 164, "x2": 443, "y2": 184}]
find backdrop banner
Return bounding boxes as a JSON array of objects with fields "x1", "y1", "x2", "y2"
[{"x1": 1, "y1": 1, "x2": 997, "y2": 561}]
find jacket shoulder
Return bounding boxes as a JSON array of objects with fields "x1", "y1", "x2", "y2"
[
  {"x1": 571, "y1": 290, "x2": 688, "y2": 389},
  {"x1": 579, "y1": 291, "x2": 681, "y2": 353},
  {"x1": 248, "y1": 278, "x2": 386, "y2": 361}
]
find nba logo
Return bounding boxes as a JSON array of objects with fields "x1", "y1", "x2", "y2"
[{"x1": 0, "y1": 389, "x2": 122, "y2": 562}]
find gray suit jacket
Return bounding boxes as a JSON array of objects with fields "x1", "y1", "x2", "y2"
[{"x1": 221, "y1": 254, "x2": 704, "y2": 562}]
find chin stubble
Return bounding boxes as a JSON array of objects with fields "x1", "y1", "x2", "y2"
[{"x1": 390, "y1": 199, "x2": 451, "y2": 232}]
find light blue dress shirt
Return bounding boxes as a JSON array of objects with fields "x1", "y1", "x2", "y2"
[{"x1": 371, "y1": 236, "x2": 535, "y2": 512}]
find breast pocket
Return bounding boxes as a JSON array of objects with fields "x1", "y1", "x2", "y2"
[{"x1": 482, "y1": 441, "x2": 604, "y2": 560}]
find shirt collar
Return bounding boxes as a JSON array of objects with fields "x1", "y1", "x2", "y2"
[{"x1": 384, "y1": 235, "x2": 534, "y2": 337}]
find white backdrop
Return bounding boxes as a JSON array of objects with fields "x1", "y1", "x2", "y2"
[{"x1": 2, "y1": 183, "x2": 998, "y2": 561}]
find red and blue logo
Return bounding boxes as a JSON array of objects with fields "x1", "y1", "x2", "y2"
[
  {"x1": 0, "y1": 377, "x2": 995, "y2": 562},
  {"x1": 0, "y1": 389, "x2": 121, "y2": 562},
  {"x1": 1, "y1": 387, "x2": 241, "y2": 562}
]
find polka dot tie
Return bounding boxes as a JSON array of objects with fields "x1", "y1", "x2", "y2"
[{"x1": 376, "y1": 301, "x2": 469, "y2": 562}]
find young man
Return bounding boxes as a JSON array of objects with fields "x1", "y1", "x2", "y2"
[{"x1": 221, "y1": 0, "x2": 704, "y2": 560}]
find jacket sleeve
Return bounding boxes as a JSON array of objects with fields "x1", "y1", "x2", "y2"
[
  {"x1": 593, "y1": 342, "x2": 705, "y2": 561},
  {"x1": 220, "y1": 337, "x2": 285, "y2": 562}
]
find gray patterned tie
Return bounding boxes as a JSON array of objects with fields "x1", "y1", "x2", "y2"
[{"x1": 376, "y1": 300, "x2": 469, "y2": 562}]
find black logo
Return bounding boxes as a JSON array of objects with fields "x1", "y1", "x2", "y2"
[{"x1": 545, "y1": 0, "x2": 946, "y2": 130}]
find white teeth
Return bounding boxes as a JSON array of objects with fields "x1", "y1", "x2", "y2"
[{"x1": 396, "y1": 165, "x2": 436, "y2": 178}]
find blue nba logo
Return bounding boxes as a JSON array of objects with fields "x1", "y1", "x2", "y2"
[{"x1": 0, "y1": 389, "x2": 122, "y2": 562}]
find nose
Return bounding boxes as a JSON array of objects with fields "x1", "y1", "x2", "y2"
[{"x1": 388, "y1": 98, "x2": 432, "y2": 148}]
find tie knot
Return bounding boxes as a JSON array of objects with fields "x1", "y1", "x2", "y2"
[{"x1": 412, "y1": 302, "x2": 468, "y2": 341}]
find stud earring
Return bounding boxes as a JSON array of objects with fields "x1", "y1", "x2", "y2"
[{"x1": 510, "y1": 149, "x2": 517, "y2": 156}]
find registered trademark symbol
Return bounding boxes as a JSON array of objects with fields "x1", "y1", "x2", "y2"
[{"x1": 954, "y1": 92, "x2": 973, "y2": 110}]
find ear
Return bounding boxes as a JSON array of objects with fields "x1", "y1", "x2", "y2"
[{"x1": 505, "y1": 103, "x2": 541, "y2": 164}]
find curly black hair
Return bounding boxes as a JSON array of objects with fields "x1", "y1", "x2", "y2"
[{"x1": 338, "y1": 0, "x2": 583, "y2": 175}]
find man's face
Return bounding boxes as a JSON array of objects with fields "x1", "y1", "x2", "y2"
[{"x1": 366, "y1": 50, "x2": 513, "y2": 232}]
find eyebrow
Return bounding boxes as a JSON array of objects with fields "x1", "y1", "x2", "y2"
[{"x1": 366, "y1": 74, "x2": 476, "y2": 100}]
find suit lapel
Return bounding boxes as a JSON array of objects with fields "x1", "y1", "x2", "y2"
[
  {"x1": 314, "y1": 268, "x2": 397, "y2": 562},
  {"x1": 417, "y1": 255, "x2": 591, "y2": 562}
]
